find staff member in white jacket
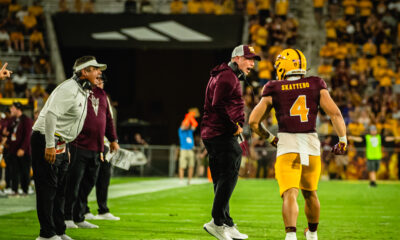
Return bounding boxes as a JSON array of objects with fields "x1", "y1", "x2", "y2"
[{"x1": 31, "y1": 56, "x2": 106, "y2": 240}]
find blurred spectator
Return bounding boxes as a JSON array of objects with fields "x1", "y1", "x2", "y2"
[
  {"x1": 246, "y1": 0, "x2": 258, "y2": 16},
  {"x1": 170, "y1": 0, "x2": 184, "y2": 14},
  {"x1": 16, "y1": 5, "x2": 28, "y2": 22},
  {"x1": 28, "y1": 1, "x2": 43, "y2": 18},
  {"x1": 133, "y1": 133, "x2": 148, "y2": 146},
  {"x1": 203, "y1": 0, "x2": 216, "y2": 14},
  {"x1": 178, "y1": 118, "x2": 196, "y2": 185},
  {"x1": 275, "y1": 0, "x2": 289, "y2": 20},
  {"x1": 3, "y1": 77, "x2": 15, "y2": 97},
  {"x1": 187, "y1": 0, "x2": 203, "y2": 14},
  {"x1": 8, "y1": 0, "x2": 21, "y2": 15},
  {"x1": 313, "y1": 0, "x2": 325, "y2": 28},
  {"x1": 22, "y1": 12, "x2": 37, "y2": 32},
  {"x1": 7, "y1": 102, "x2": 33, "y2": 196},
  {"x1": 0, "y1": 27, "x2": 12, "y2": 52},
  {"x1": 59, "y1": 0, "x2": 69, "y2": 12},
  {"x1": 34, "y1": 55, "x2": 52, "y2": 74},
  {"x1": 29, "y1": 28, "x2": 45, "y2": 53},
  {"x1": 12, "y1": 70, "x2": 27, "y2": 97},
  {"x1": 19, "y1": 56, "x2": 34, "y2": 73},
  {"x1": 74, "y1": 0, "x2": 82, "y2": 13},
  {"x1": 83, "y1": 0, "x2": 95, "y2": 13}
]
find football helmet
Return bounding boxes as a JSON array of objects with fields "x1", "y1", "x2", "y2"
[{"x1": 274, "y1": 49, "x2": 307, "y2": 80}]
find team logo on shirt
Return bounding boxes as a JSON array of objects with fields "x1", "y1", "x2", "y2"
[{"x1": 90, "y1": 94, "x2": 100, "y2": 116}]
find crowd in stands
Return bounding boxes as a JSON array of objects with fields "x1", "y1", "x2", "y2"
[
  {"x1": 231, "y1": 0, "x2": 400, "y2": 181},
  {"x1": 0, "y1": 0, "x2": 54, "y2": 111}
]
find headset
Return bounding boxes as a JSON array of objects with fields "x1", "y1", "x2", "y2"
[
  {"x1": 73, "y1": 74, "x2": 92, "y2": 91},
  {"x1": 228, "y1": 61, "x2": 246, "y2": 81}
]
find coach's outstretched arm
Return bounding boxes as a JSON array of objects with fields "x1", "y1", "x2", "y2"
[
  {"x1": 320, "y1": 89, "x2": 347, "y2": 154},
  {"x1": 249, "y1": 96, "x2": 278, "y2": 147}
]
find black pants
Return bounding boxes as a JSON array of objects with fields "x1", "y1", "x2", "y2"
[
  {"x1": 4, "y1": 151, "x2": 12, "y2": 189},
  {"x1": 85, "y1": 159, "x2": 112, "y2": 215},
  {"x1": 203, "y1": 134, "x2": 242, "y2": 227},
  {"x1": 31, "y1": 131, "x2": 69, "y2": 238},
  {"x1": 65, "y1": 146, "x2": 100, "y2": 222},
  {"x1": 10, "y1": 154, "x2": 31, "y2": 194}
]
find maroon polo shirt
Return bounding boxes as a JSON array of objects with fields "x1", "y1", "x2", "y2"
[
  {"x1": 72, "y1": 87, "x2": 117, "y2": 152},
  {"x1": 8, "y1": 114, "x2": 33, "y2": 155}
]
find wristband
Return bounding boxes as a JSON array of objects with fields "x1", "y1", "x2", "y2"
[
  {"x1": 339, "y1": 136, "x2": 347, "y2": 145},
  {"x1": 267, "y1": 134, "x2": 275, "y2": 142}
]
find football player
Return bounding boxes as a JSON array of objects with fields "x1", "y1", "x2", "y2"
[{"x1": 249, "y1": 49, "x2": 347, "y2": 240}]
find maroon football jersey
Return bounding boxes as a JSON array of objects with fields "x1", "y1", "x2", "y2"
[{"x1": 262, "y1": 76, "x2": 327, "y2": 133}]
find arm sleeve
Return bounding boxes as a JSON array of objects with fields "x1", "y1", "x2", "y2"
[
  {"x1": 104, "y1": 96, "x2": 117, "y2": 142},
  {"x1": 211, "y1": 73, "x2": 239, "y2": 133},
  {"x1": 318, "y1": 77, "x2": 328, "y2": 90},
  {"x1": 19, "y1": 117, "x2": 32, "y2": 151},
  {"x1": 261, "y1": 81, "x2": 275, "y2": 97},
  {"x1": 45, "y1": 111, "x2": 57, "y2": 148},
  {"x1": 46, "y1": 85, "x2": 76, "y2": 117}
]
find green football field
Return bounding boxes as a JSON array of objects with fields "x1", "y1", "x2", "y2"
[{"x1": 0, "y1": 178, "x2": 399, "y2": 240}]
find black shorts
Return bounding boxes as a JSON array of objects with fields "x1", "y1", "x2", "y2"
[{"x1": 367, "y1": 160, "x2": 380, "y2": 172}]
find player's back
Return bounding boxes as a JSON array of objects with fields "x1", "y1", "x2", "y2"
[{"x1": 262, "y1": 76, "x2": 327, "y2": 133}]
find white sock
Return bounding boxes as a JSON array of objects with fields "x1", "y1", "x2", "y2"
[
  {"x1": 308, "y1": 230, "x2": 317, "y2": 236},
  {"x1": 285, "y1": 232, "x2": 297, "y2": 240}
]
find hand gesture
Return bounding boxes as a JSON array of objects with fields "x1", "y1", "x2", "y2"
[{"x1": 0, "y1": 63, "x2": 13, "y2": 80}]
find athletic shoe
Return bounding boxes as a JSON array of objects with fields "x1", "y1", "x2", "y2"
[
  {"x1": 76, "y1": 221, "x2": 99, "y2": 229},
  {"x1": 304, "y1": 228, "x2": 318, "y2": 240},
  {"x1": 224, "y1": 224, "x2": 248, "y2": 239},
  {"x1": 35, "y1": 235, "x2": 62, "y2": 240},
  {"x1": 58, "y1": 234, "x2": 74, "y2": 240},
  {"x1": 203, "y1": 219, "x2": 232, "y2": 240},
  {"x1": 84, "y1": 213, "x2": 96, "y2": 220},
  {"x1": 96, "y1": 212, "x2": 120, "y2": 221},
  {"x1": 65, "y1": 220, "x2": 78, "y2": 229},
  {"x1": 285, "y1": 232, "x2": 297, "y2": 240}
]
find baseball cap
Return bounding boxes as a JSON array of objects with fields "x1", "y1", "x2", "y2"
[
  {"x1": 74, "y1": 57, "x2": 107, "y2": 72},
  {"x1": 12, "y1": 101, "x2": 23, "y2": 110},
  {"x1": 231, "y1": 45, "x2": 261, "y2": 61}
]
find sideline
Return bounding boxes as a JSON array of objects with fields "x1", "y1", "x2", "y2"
[{"x1": 0, "y1": 178, "x2": 209, "y2": 216}]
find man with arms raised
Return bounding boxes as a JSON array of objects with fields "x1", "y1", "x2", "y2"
[{"x1": 249, "y1": 49, "x2": 347, "y2": 240}]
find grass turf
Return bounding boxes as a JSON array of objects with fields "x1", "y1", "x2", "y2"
[{"x1": 0, "y1": 179, "x2": 399, "y2": 240}]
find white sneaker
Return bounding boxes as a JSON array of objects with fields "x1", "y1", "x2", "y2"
[
  {"x1": 65, "y1": 220, "x2": 78, "y2": 229},
  {"x1": 36, "y1": 235, "x2": 62, "y2": 240},
  {"x1": 96, "y1": 212, "x2": 120, "y2": 220},
  {"x1": 4, "y1": 188, "x2": 12, "y2": 194},
  {"x1": 76, "y1": 221, "x2": 99, "y2": 229},
  {"x1": 285, "y1": 232, "x2": 297, "y2": 240},
  {"x1": 305, "y1": 229, "x2": 318, "y2": 240},
  {"x1": 224, "y1": 224, "x2": 248, "y2": 239},
  {"x1": 203, "y1": 219, "x2": 232, "y2": 240},
  {"x1": 58, "y1": 234, "x2": 74, "y2": 240},
  {"x1": 84, "y1": 212, "x2": 96, "y2": 220}
]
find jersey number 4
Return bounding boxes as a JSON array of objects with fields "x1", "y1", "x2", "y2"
[{"x1": 290, "y1": 95, "x2": 309, "y2": 122}]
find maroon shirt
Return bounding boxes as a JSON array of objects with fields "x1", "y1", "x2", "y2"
[
  {"x1": 8, "y1": 114, "x2": 33, "y2": 155},
  {"x1": 201, "y1": 63, "x2": 244, "y2": 139},
  {"x1": 72, "y1": 87, "x2": 117, "y2": 152},
  {"x1": 262, "y1": 76, "x2": 327, "y2": 133}
]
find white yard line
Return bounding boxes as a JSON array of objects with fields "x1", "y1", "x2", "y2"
[{"x1": 0, "y1": 178, "x2": 209, "y2": 216}]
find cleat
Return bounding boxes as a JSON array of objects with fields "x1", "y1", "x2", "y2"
[
  {"x1": 65, "y1": 220, "x2": 78, "y2": 229},
  {"x1": 224, "y1": 224, "x2": 248, "y2": 239}
]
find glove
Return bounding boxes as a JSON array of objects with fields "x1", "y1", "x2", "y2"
[
  {"x1": 269, "y1": 136, "x2": 279, "y2": 148},
  {"x1": 332, "y1": 142, "x2": 347, "y2": 155}
]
